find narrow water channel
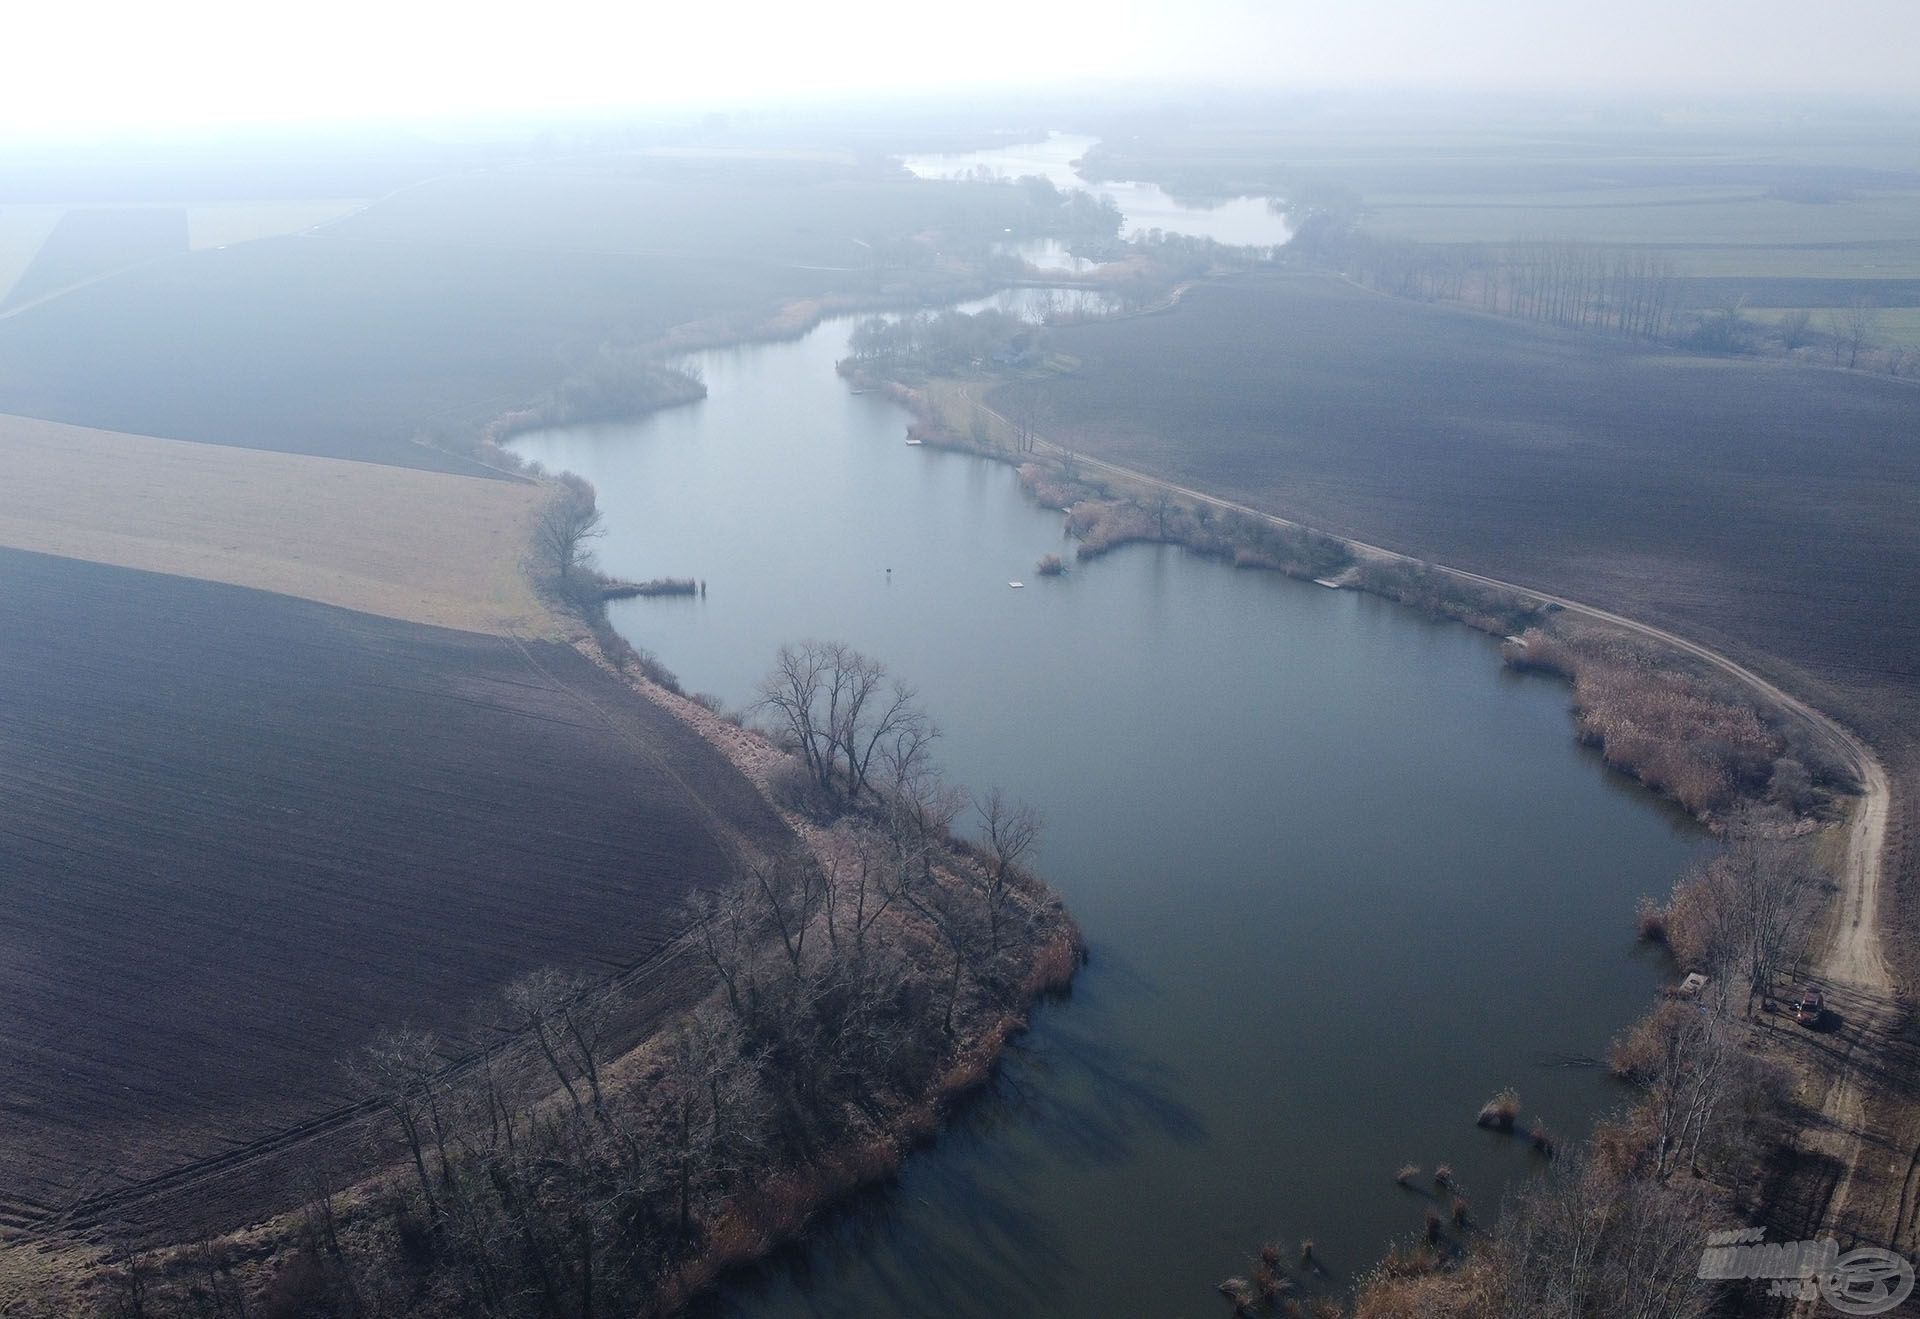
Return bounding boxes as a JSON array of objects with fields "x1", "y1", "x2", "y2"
[
  {"x1": 901, "y1": 131, "x2": 1295, "y2": 248},
  {"x1": 510, "y1": 311, "x2": 1706, "y2": 1316}
]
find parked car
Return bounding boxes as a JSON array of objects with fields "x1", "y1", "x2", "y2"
[{"x1": 1794, "y1": 989, "x2": 1824, "y2": 1026}]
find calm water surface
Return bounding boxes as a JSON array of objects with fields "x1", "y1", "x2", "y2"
[
  {"x1": 511, "y1": 314, "x2": 1705, "y2": 1316},
  {"x1": 901, "y1": 132, "x2": 1294, "y2": 248}
]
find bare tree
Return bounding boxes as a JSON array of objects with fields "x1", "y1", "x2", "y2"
[
  {"x1": 1723, "y1": 826, "x2": 1810, "y2": 1012},
  {"x1": 535, "y1": 472, "x2": 605, "y2": 586},
  {"x1": 650, "y1": 1009, "x2": 765, "y2": 1241},
  {"x1": 1149, "y1": 489, "x2": 1176, "y2": 540},
  {"x1": 1485, "y1": 1156, "x2": 1721, "y2": 1319},
  {"x1": 1643, "y1": 982, "x2": 1738, "y2": 1180},
  {"x1": 975, "y1": 788, "x2": 1042, "y2": 960},
  {"x1": 755, "y1": 641, "x2": 932, "y2": 801},
  {"x1": 505, "y1": 967, "x2": 618, "y2": 1133},
  {"x1": 824, "y1": 825, "x2": 900, "y2": 958},
  {"x1": 1777, "y1": 307, "x2": 1814, "y2": 350},
  {"x1": 757, "y1": 641, "x2": 834, "y2": 790},
  {"x1": 1828, "y1": 296, "x2": 1879, "y2": 369},
  {"x1": 749, "y1": 852, "x2": 827, "y2": 974},
  {"x1": 351, "y1": 1026, "x2": 447, "y2": 1220},
  {"x1": 687, "y1": 884, "x2": 762, "y2": 1026}
]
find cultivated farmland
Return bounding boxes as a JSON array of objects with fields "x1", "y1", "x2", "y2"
[
  {"x1": 0, "y1": 412, "x2": 551, "y2": 633},
  {"x1": 0, "y1": 205, "x2": 187, "y2": 310},
  {"x1": 185, "y1": 199, "x2": 364, "y2": 249},
  {"x1": 0, "y1": 234, "x2": 820, "y2": 464},
  {"x1": 995, "y1": 275, "x2": 1920, "y2": 690},
  {"x1": 326, "y1": 158, "x2": 1057, "y2": 268},
  {"x1": 0, "y1": 549, "x2": 792, "y2": 1235},
  {"x1": 0, "y1": 161, "x2": 1039, "y2": 466},
  {"x1": 1085, "y1": 121, "x2": 1920, "y2": 326}
]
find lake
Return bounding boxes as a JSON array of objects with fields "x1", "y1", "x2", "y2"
[
  {"x1": 510, "y1": 311, "x2": 1705, "y2": 1316},
  {"x1": 901, "y1": 131, "x2": 1294, "y2": 249}
]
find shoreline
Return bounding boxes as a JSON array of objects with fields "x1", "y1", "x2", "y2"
[
  {"x1": 874, "y1": 363, "x2": 1883, "y2": 837},
  {"x1": 845, "y1": 350, "x2": 1896, "y2": 1295},
  {"x1": 23, "y1": 592, "x2": 1085, "y2": 1316},
  {"x1": 483, "y1": 621, "x2": 1094, "y2": 1314}
]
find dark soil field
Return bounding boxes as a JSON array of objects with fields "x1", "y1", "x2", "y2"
[
  {"x1": 1675, "y1": 275, "x2": 1920, "y2": 309},
  {"x1": 0, "y1": 548, "x2": 790, "y2": 1234},
  {"x1": 327, "y1": 159, "x2": 1047, "y2": 270},
  {"x1": 992, "y1": 273, "x2": 1920, "y2": 973},
  {"x1": 0, "y1": 162, "x2": 1028, "y2": 472},
  {"x1": 0, "y1": 234, "x2": 833, "y2": 471},
  {"x1": 0, "y1": 206, "x2": 187, "y2": 309}
]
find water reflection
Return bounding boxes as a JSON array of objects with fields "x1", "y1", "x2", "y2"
[
  {"x1": 704, "y1": 971, "x2": 1205, "y2": 1319},
  {"x1": 901, "y1": 131, "x2": 1294, "y2": 248}
]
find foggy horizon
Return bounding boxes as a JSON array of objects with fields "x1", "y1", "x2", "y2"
[{"x1": 10, "y1": 0, "x2": 1920, "y2": 146}]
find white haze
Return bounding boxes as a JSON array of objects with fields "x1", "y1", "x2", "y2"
[{"x1": 8, "y1": 0, "x2": 1920, "y2": 143}]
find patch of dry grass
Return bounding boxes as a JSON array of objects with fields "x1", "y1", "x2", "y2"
[
  {"x1": 1504, "y1": 625, "x2": 1842, "y2": 819},
  {"x1": 0, "y1": 412, "x2": 558, "y2": 636}
]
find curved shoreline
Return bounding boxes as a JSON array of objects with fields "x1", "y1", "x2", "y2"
[
  {"x1": 955, "y1": 386, "x2": 1889, "y2": 973},
  {"x1": 871, "y1": 362, "x2": 1893, "y2": 1268}
]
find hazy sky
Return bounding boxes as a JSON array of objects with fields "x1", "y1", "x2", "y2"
[{"x1": 8, "y1": 0, "x2": 1919, "y2": 142}]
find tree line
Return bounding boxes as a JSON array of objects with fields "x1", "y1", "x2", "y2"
[
  {"x1": 103, "y1": 642, "x2": 1075, "y2": 1319},
  {"x1": 1300, "y1": 223, "x2": 1682, "y2": 340}
]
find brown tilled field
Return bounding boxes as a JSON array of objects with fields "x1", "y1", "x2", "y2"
[
  {"x1": 0, "y1": 412, "x2": 555, "y2": 635},
  {"x1": 0, "y1": 548, "x2": 791, "y2": 1237}
]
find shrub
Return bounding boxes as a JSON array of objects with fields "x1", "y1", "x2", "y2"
[
  {"x1": 1635, "y1": 896, "x2": 1668, "y2": 944},
  {"x1": 631, "y1": 646, "x2": 683, "y2": 695},
  {"x1": 1035, "y1": 553, "x2": 1065, "y2": 576},
  {"x1": 1609, "y1": 999, "x2": 1694, "y2": 1083},
  {"x1": 1506, "y1": 627, "x2": 1796, "y2": 818},
  {"x1": 1395, "y1": 1162, "x2": 1420, "y2": 1186},
  {"x1": 1477, "y1": 1089, "x2": 1520, "y2": 1132}
]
